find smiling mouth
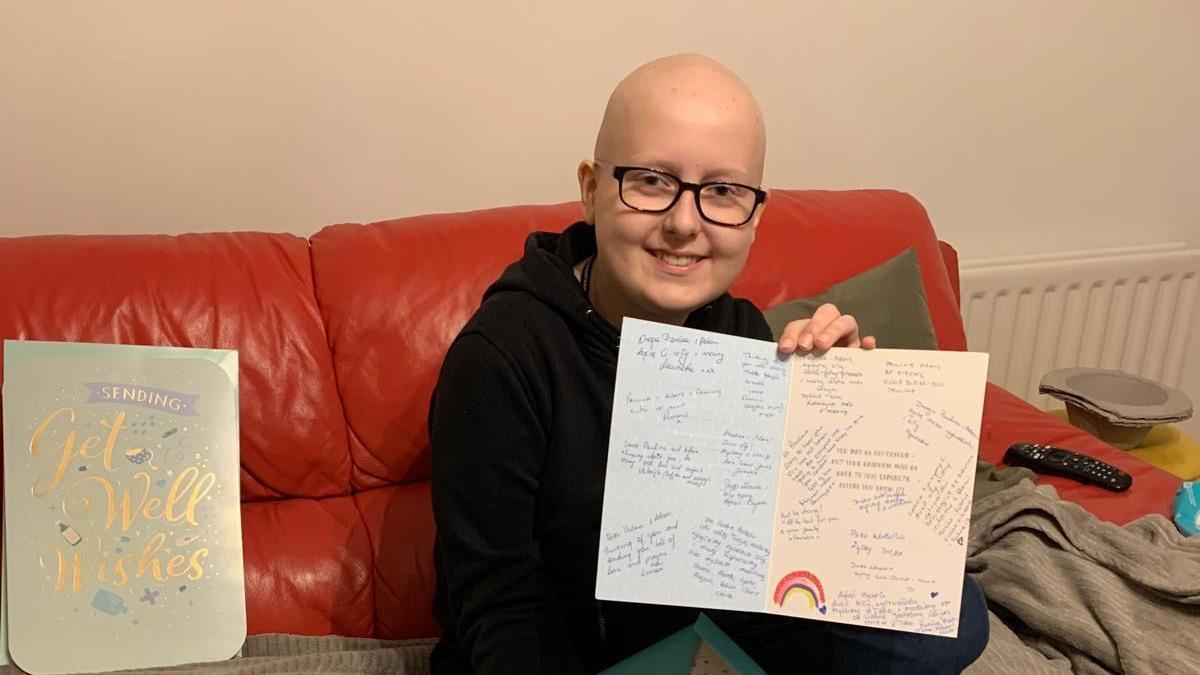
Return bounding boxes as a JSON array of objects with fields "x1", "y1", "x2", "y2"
[{"x1": 650, "y1": 250, "x2": 705, "y2": 268}]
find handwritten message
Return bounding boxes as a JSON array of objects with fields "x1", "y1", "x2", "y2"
[
  {"x1": 739, "y1": 352, "x2": 788, "y2": 419},
  {"x1": 688, "y1": 517, "x2": 771, "y2": 602},
  {"x1": 777, "y1": 506, "x2": 840, "y2": 543},
  {"x1": 903, "y1": 401, "x2": 979, "y2": 548},
  {"x1": 908, "y1": 452, "x2": 976, "y2": 547},
  {"x1": 830, "y1": 588, "x2": 959, "y2": 636},
  {"x1": 782, "y1": 414, "x2": 864, "y2": 507},
  {"x1": 624, "y1": 387, "x2": 727, "y2": 425},
  {"x1": 794, "y1": 353, "x2": 864, "y2": 416},
  {"x1": 618, "y1": 438, "x2": 711, "y2": 488},
  {"x1": 602, "y1": 511, "x2": 679, "y2": 578},
  {"x1": 848, "y1": 527, "x2": 908, "y2": 560},
  {"x1": 903, "y1": 400, "x2": 979, "y2": 451},
  {"x1": 634, "y1": 332, "x2": 728, "y2": 376},
  {"x1": 883, "y1": 359, "x2": 945, "y2": 396}
]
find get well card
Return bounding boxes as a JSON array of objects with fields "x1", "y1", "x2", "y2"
[{"x1": 2, "y1": 340, "x2": 245, "y2": 674}]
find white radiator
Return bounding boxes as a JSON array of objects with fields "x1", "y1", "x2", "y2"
[{"x1": 958, "y1": 244, "x2": 1200, "y2": 421}]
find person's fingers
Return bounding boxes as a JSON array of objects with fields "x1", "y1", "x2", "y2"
[
  {"x1": 797, "y1": 304, "x2": 841, "y2": 351},
  {"x1": 814, "y1": 313, "x2": 860, "y2": 350},
  {"x1": 806, "y1": 303, "x2": 841, "y2": 334},
  {"x1": 777, "y1": 307, "x2": 876, "y2": 353},
  {"x1": 777, "y1": 319, "x2": 811, "y2": 354}
]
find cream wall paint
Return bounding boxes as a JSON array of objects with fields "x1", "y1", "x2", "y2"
[{"x1": 1, "y1": 1, "x2": 1197, "y2": 261}]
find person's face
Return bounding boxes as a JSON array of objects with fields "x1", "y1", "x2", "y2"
[{"x1": 579, "y1": 90, "x2": 766, "y2": 323}]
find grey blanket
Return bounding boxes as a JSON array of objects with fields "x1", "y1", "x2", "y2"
[
  {"x1": 963, "y1": 479, "x2": 1200, "y2": 675},
  {"x1": 0, "y1": 634, "x2": 436, "y2": 675}
]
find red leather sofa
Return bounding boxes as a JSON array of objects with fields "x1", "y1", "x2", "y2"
[{"x1": 0, "y1": 190, "x2": 1181, "y2": 640}]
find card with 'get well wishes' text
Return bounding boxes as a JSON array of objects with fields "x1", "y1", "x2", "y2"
[{"x1": 2, "y1": 340, "x2": 245, "y2": 675}]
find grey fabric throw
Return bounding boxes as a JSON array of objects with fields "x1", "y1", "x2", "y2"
[
  {"x1": 963, "y1": 479, "x2": 1200, "y2": 675},
  {"x1": 0, "y1": 634, "x2": 436, "y2": 675}
]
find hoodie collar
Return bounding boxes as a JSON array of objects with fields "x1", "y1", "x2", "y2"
[{"x1": 483, "y1": 221, "x2": 736, "y2": 365}]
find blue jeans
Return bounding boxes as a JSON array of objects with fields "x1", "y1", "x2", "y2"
[{"x1": 709, "y1": 574, "x2": 989, "y2": 674}]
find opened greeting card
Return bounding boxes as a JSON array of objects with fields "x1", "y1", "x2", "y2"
[{"x1": 596, "y1": 319, "x2": 988, "y2": 638}]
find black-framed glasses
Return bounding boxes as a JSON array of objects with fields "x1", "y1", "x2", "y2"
[{"x1": 597, "y1": 161, "x2": 767, "y2": 227}]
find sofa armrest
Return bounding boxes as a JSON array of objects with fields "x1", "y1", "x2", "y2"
[{"x1": 938, "y1": 240, "x2": 961, "y2": 308}]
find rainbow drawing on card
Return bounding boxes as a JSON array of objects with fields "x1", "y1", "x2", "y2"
[{"x1": 773, "y1": 570, "x2": 827, "y2": 614}]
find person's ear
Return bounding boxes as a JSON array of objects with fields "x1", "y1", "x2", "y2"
[{"x1": 577, "y1": 160, "x2": 599, "y2": 223}]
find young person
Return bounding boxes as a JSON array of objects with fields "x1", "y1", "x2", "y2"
[{"x1": 430, "y1": 54, "x2": 987, "y2": 674}]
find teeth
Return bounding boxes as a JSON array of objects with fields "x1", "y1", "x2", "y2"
[{"x1": 656, "y1": 252, "x2": 698, "y2": 267}]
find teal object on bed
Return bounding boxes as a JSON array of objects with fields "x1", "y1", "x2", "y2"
[
  {"x1": 1174, "y1": 481, "x2": 1200, "y2": 536},
  {"x1": 599, "y1": 613, "x2": 768, "y2": 675}
]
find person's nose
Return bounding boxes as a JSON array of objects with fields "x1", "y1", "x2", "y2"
[{"x1": 662, "y1": 186, "x2": 703, "y2": 238}]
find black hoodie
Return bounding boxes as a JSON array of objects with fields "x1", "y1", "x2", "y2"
[{"x1": 429, "y1": 221, "x2": 773, "y2": 674}]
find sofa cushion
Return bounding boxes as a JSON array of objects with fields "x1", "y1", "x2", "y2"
[
  {"x1": 762, "y1": 247, "x2": 938, "y2": 349},
  {"x1": 355, "y1": 482, "x2": 439, "y2": 639},
  {"x1": 732, "y1": 189, "x2": 968, "y2": 352},
  {"x1": 242, "y1": 496, "x2": 374, "y2": 636}
]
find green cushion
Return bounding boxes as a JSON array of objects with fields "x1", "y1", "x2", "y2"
[{"x1": 762, "y1": 247, "x2": 938, "y2": 350}]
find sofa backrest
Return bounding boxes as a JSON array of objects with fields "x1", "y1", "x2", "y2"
[
  {"x1": 0, "y1": 232, "x2": 351, "y2": 499},
  {"x1": 0, "y1": 189, "x2": 965, "y2": 639},
  {"x1": 311, "y1": 187, "x2": 965, "y2": 482}
]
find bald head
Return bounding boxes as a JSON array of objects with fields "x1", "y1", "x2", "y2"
[{"x1": 594, "y1": 54, "x2": 766, "y2": 182}]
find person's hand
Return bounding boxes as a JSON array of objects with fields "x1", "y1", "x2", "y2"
[{"x1": 777, "y1": 303, "x2": 877, "y2": 355}]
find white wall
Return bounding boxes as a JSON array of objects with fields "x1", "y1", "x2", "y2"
[{"x1": 1, "y1": 1, "x2": 1197, "y2": 261}]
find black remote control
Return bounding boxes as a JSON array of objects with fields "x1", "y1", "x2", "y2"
[{"x1": 1004, "y1": 442, "x2": 1132, "y2": 492}]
